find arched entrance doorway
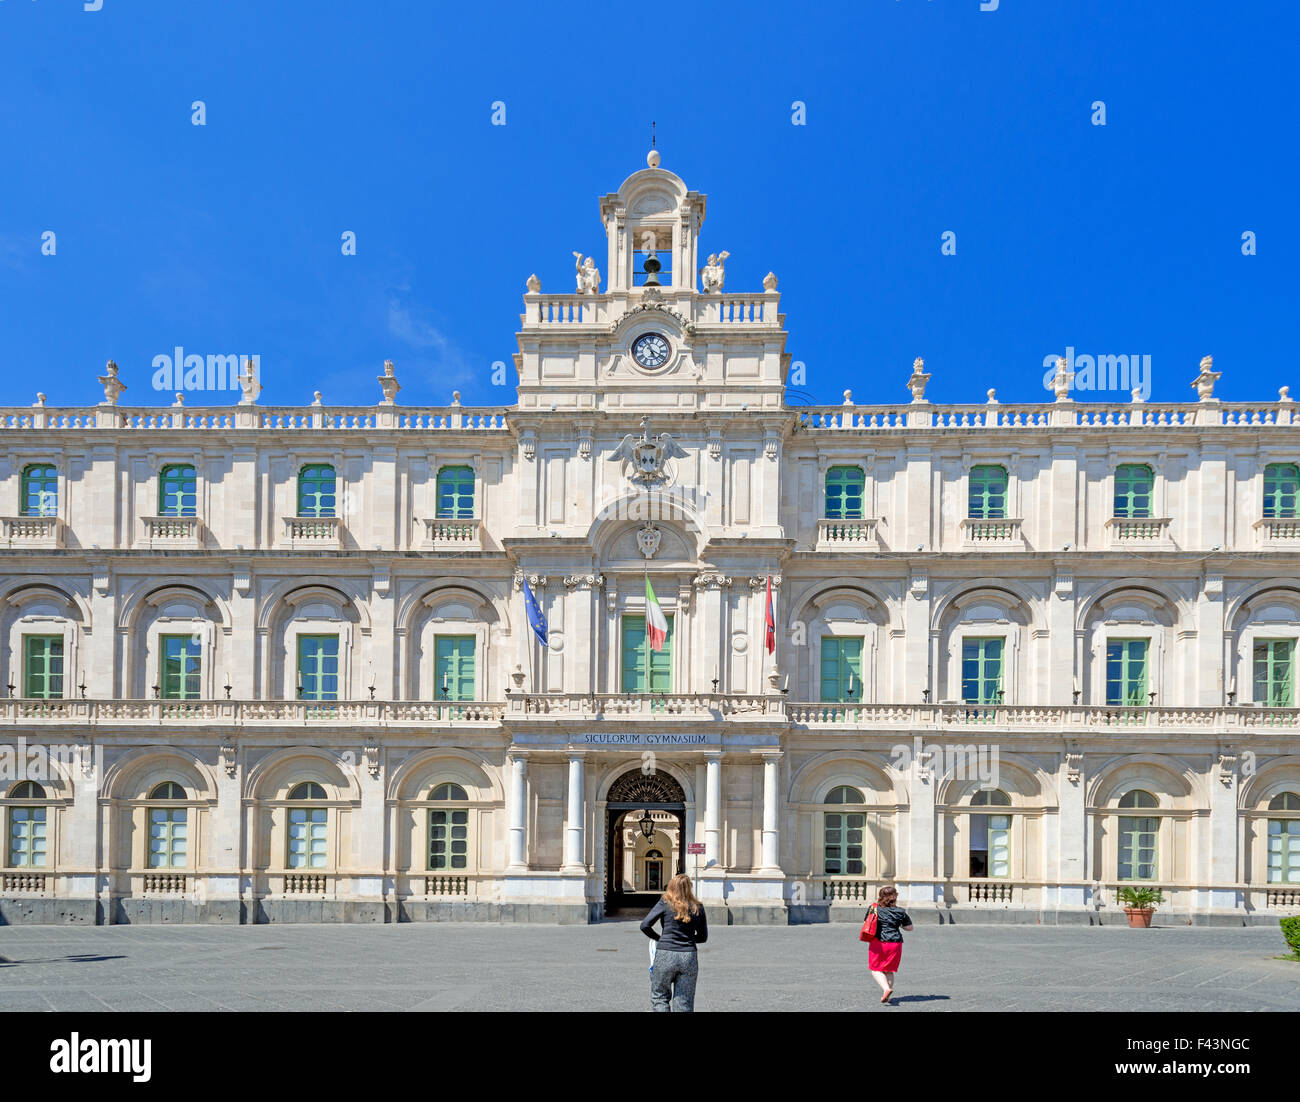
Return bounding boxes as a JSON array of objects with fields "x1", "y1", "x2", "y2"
[{"x1": 604, "y1": 768, "x2": 686, "y2": 915}]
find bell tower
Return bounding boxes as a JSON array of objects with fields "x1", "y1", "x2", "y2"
[{"x1": 600, "y1": 150, "x2": 706, "y2": 293}]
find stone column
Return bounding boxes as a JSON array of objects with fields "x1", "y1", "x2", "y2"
[
  {"x1": 760, "y1": 753, "x2": 781, "y2": 871},
  {"x1": 507, "y1": 754, "x2": 528, "y2": 869},
  {"x1": 704, "y1": 753, "x2": 722, "y2": 867},
  {"x1": 563, "y1": 753, "x2": 585, "y2": 870}
]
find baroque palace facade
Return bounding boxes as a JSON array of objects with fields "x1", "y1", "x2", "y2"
[{"x1": 2, "y1": 152, "x2": 1299, "y2": 927}]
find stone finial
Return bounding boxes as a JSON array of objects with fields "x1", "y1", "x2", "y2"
[
  {"x1": 525, "y1": 273, "x2": 541, "y2": 293},
  {"x1": 311, "y1": 390, "x2": 323, "y2": 407},
  {"x1": 377, "y1": 359, "x2": 401, "y2": 405},
  {"x1": 907, "y1": 357, "x2": 930, "y2": 403},
  {"x1": 647, "y1": 149, "x2": 661, "y2": 169},
  {"x1": 986, "y1": 388, "x2": 998, "y2": 405},
  {"x1": 842, "y1": 389, "x2": 854, "y2": 406},
  {"x1": 1052, "y1": 356, "x2": 1073, "y2": 402},
  {"x1": 1192, "y1": 354, "x2": 1221, "y2": 401},
  {"x1": 763, "y1": 271, "x2": 778, "y2": 291},
  {"x1": 173, "y1": 392, "x2": 184, "y2": 407},
  {"x1": 34, "y1": 393, "x2": 46, "y2": 408},
  {"x1": 1280, "y1": 385, "x2": 1292, "y2": 404},
  {"x1": 452, "y1": 390, "x2": 462, "y2": 406},
  {"x1": 97, "y1": 359, "x2": 126, "y2": 406},
  {"x1": 238, "y1": 358, "x2": 262, "y2": 405}
]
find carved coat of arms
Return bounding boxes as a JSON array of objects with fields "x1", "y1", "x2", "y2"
[{"x1": 613, "y1": 419, "x2": 688, "y2": 485}]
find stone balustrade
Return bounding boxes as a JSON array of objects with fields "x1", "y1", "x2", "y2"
[
  {"x1": 816, "y1": 517, "x2": 879, "y2": 549},
  {"x1": 421, "y1": 517, "x2": 482, "y2": 548},
  {"x1": 0, "y1": 405, "x2": 510, "y2": 433},
  {"x1": 140, "y1": 515, "x2": 202, "y2": 547},
  {"x1": 797, "y1": 400, "x2": 1297, "y2": 431},
  {"x1": 1106, "y1": 516, "x2": 1173, "y2": 545},
  {"x1": 959, "y1": 517, "x2": 1024, "y2": 545},
  {"x1": 1, "y1": 515, "x2": 62, "y2": 547},
  {"x1": 282, "y1": 515, "x2": 342, "y2": 548}
]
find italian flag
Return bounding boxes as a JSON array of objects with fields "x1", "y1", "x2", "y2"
[{"x1": 645, "y1": 576, "x2": 669, "y2": 652}]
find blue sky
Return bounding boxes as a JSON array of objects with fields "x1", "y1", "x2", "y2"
[{"x1": 0, "y1": 0, "x2": 1295, "y2": 410}]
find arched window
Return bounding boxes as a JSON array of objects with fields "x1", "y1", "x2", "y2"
[
  {"x1": 1117, "y1": 789, "x2": 1158, "y2": 881},
  {"x1": 147, "y1": 782, "x2": 187, "y2": 869},
  {"x1": 287, "y1": 782, "x2": 327, "y2": 869},
  {"x1": 1268, "y1": 791, "x2": 1300, "y2": 885},
  {"x1": 297, "y1": 465, "x2": 337, "y2": 518},
  {"x1": 824, "y1": 466, "x2": 865, "y2": 520},
  {"x1": 428, "y1": 782, "x2": 469, "y2": 871},
  {"x1": 969, "y1": 788, "x2": 1011, "y2": 878},
  {"x1": 7, "y1": 779, "x2": 48, "y2": 868},
  {"x1": 1114, "y1": 464, "x2": 1154, "y2": 519},
  {"x1": 158, "y1": 464, "x2": 197, "y2": 518},
  {"x1": 436, "y1": 466, "x2": 475, "y2": 519},
  {"x1": 823, "y1": 786, "x2": 865, "y2": 876},
  {"x1": 968, "y1": 465, "x2": 1008, "y2": 520},
  {"x1": 21, "y1": 464, "x2": 58, "y2": 518},
  {"x1": 1263, "y1": 463, "x2": 1300, "y2": 520}
]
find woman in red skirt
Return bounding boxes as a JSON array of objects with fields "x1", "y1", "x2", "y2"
[{"x1": 867, "y1": 885, "x2": 913, "y2": 1004}]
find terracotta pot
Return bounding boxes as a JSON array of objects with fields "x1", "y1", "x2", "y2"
[{"x1": 1124, "y1": 906, "x2": 1154, "y2": 929}]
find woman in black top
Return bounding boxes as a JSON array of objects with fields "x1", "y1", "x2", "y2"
[
  {"x1": 866, "y1": 885, "x2": 912, "y2": 1004},
  {"x1": 640, "y1": 873, "x2": 708, "y2": 1012}
]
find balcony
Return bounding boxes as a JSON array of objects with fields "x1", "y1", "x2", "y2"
[
  {"x1": 959, "y1": 517, "x2": 1024, "y2": 547},
  {"x1": 282, "y1": 515, "x2": 342, "y2": 549},
  {"x1": 421, "y1": 516, "x2": 483, "y2": 550},
  {"x1": 1, "y1": 515, "x2": 63, "y2": 548},
  {"x1": 140, "y1": 515, "x2": 202, "y2": 549},
  {"x1": 1254, "y1": 516, "x2": 1300, "y2": 547},
  {"x1": 1105, "y1": 516, "x2": 1173, "y2": 548},
  {"x1": 816, "y1": 517, "x2": 879, "y2": 551}
]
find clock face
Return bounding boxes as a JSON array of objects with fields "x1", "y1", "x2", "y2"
[{"x1": 631, "y1": 332, "x2": 671, "y2": 369}]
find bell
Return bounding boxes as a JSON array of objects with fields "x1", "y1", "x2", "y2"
[{"x1": 642, "y1": 249, "x2": 662, "y2": 287}]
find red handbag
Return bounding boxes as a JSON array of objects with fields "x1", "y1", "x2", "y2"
[{"x1": 858, "y1": 904, "x2": 878, "y2": 942}]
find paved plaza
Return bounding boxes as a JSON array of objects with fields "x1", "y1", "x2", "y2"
[{"x1": 0, "y1": 920, "x2": 1296, "y2": 1012}]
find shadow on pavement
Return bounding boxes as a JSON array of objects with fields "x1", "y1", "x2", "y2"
[{"x1": 0, "y1": 954, "x2": 127, "y2": 967}]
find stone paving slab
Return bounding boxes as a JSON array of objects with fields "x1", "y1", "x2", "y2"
[{"x1": 0, "y1": 922, "x2": 1296, "y2": 1012}]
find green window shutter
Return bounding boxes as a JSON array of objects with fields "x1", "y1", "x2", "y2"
[
  {"x1": 297, "y1": 465, "x2": 337, "y2": 518},
  {"x1": 429, "y1": 808, "x2": 469, "y2": 870},
  {"x1": 819, "y1": 637, "x2": 863, "y2": 703},
  {"x1": 1118, "y1": 816, "x2": 1159, "y2": 881},
  {"x1": 8, "y1": 806, "x2": 47, "y2": 868},
  {"x1": 158, "y1": 464, "x2": 197, "y2": 518},
  {"x1": 1253, "y1": 639, "x2": 1295, "y2": 708},
  {"x1": 436, "y1": 466, "x2": 475, "y2": 519},
  {"x1": 824, "y1": 466, "x2": 865, "y2": 520},
  {"x1": 968, "y1": 465, "x2": 1008, "y2": 520},
  {"x1": 297, "y1": 635, "x2": 339, "y2": 701},
  {"x1": 287, "y1": 807, "x2": 328, "y2": 869},
  {"x1": 1114, "y1": 464, "x2": 1154, "y2": 519},
  {"x1": 1105, "y1": 639, "x2": 1149, "y2": 706},
  {"x1": 621, "y1": 615, "x2": 673, "y2": 693},
  {"x1": 148, "y1": 807, "x2": 188, "y2": 868},
  {"x1": 160, "y1": 634, "x2": 202, "y2": 700},
  {"x1": 434, "y1": 636, "x2": 476, "y2": 700},
  {"x1": 21, "y1": 465, "x2": 58, "y2": 518},
  {"x1": 1267, "y1": 819, "x2": 1300, "y2": 884},
  {"x1": 1263, "y1": 463, "x2": 1300, "y2": 520},
  {"x1": 823, "y1": 811, "x2": 865, "y2": 875},
  {"x1": 23, "y1": 635, "x2": 64, "y2": 699},
  {"x1": 961, "y1": 637, "x2": 1004, "y2": 704}
]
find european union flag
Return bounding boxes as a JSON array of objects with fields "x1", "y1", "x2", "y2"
[{"x1": 522, "y1": 576, "x2": 548, "y2": 646}]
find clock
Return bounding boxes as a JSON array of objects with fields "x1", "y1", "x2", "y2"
[{"x1": 631, "y1": 332, "x2": 671, "y2": 369}]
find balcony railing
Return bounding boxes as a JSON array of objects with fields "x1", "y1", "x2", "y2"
[
  {"x1": 1105, "y1": 516, "x2": 1173, "y2": 546},
  {"x1": 140, "y1": 515, "x2": 202, "y2": 548},
  {"x1": 421, "y1": 517, "x2": 482, "y2": 549},
  {"x1": 508, "y1": 693, "x2": 782, "y2": 717},
  {"x1": 283, "y1": 515, "x2": 342, "y2": 548},
  {"x1": 816, "y1": 517, "x2": 879, "y2": 550},
  {"x1": 1254, "y1": 517, "x2": 1300, "y2": 546},
  {"x1": 959, "y1": 517, "x2": 1024, "y2": 546},
  {"x1": 1, "y1": 515, "x2": 63, "y2": 548}
]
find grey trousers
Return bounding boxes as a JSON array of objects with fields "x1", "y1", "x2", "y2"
[{"x1": 650, "y1": 948, "x2": 698, "y2": 1012}]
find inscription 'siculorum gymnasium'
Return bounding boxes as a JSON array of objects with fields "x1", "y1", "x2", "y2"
[{"x1": 1, "y1": 151, "x2": 1298, "y2": 925}]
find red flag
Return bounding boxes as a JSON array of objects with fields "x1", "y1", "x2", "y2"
[{"x1": 764, "y1": 575, "x2": 776, "y2": 655}]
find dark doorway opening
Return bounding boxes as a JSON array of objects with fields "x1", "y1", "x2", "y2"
[{"x1": 603, "y1": 768, "x2": 686, "y2": 918}]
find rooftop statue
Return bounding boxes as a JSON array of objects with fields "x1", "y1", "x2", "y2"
[
  {"x1": 700, "y1": 251, "x2": 730, "y2": 294},
  {"x1": 573, "y1": 252, "x2": 601, "y2": 295}
]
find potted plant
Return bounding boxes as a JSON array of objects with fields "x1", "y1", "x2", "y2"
[{"x1": 1116, "y1": 885, "x2": 1163, "y2": 928}]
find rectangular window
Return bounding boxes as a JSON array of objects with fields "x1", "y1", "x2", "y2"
[
  {"x1": 621, "y1": 615, "x2": 673, "y2": 693},
  {"x1": 970, "y1": 814, "x2": 1011, "y2": 878},
  {"x1": 8, "y1": 806, "x2": 47, "y2": 868},
  {"x1": 1113, "y1": 464, "x2": 1154, "y2": 519},
  {"x1": 1118, "y1": 816, "x2": 1158, "y2": 880},
  {"x1": 21, "y1": 465, "x2": 58, "y2": 518},
  {"x1": 819, "y1": 637, "x2": 864, "y2": 703},
  {"x1": 968, "y1": 465, "x2": 1008, "y2": 520},
  {"x1": 160, "y1": 634, "x2": 202, "y2": 700},
  {"x1": 297, "y1": 465, "x2": 337, "y2": 518},
  {"x1": 1263, "y1": 463, "x2": 1300, "y2": 520},
  {"x1": 434, "y1": 635, "x2": 476, "y2": 701},
  {"x1": 158, "y1": 464, "x2": 197, "y2": 518},
  {"x1": 1253, "y1": 639, "x2": 1294, "y2": 708},
  {"x1": 147, "y1": 808, "x2": 188, "y2": 869},
  {"x1": 824, "y1": 812, "x2": 865, "y2": 875},
  {"x1": 824, "y1": 466, "x2": 865, "y2": 520},
  {"x1": 1106, "y1": 639, "x2": 1149, "y2": 706},
  {"x1": 287, "y1": 807, "x2": 328, "y2": 868},
  {"x1": 436, "y1": 466, "x2": 476, "y2": 519},
  {"x1": 1267, "y1": 819, "x2": 1300, "y2": 884},
  {"x1": 961, "y1": 637, "x2": 1004, "y2": 705},
  {"x1": 429, "y1": 808, "x2": 469, "y2": 870},
  {"x1": 23, "y1": 635, "x2": 64, "y2": 700},
  {"x1": 297, "y1": 635, "x2": 339, "y2": 701}
]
